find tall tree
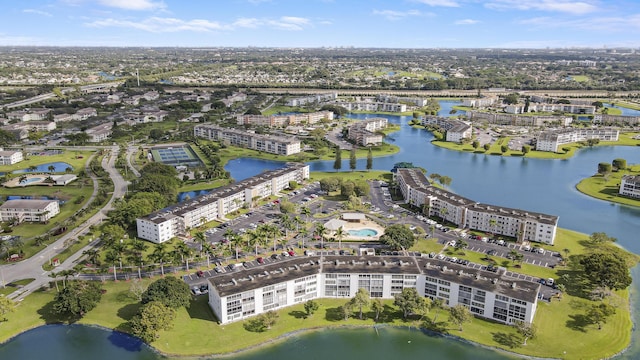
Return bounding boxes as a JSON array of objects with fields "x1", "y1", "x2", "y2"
[
  {"x1": 333, "y1": 147, "x2": 342, "y2": 171},
  {"x1": 448, "y1": 304, "x2": 472, "y2": 331},
  {"x1": 579, "y1": 252, "x2": 631, "y2": 290},
  {"x1": 379, "y1": 224, "x2": 416, "y2": 251},
  {"x1": 515, "y1": 320, "x2": 537, "y2": 345},
  {"x1": 129, "y1": 301, "x2": 176, "y2": 343},
  {"x1": 141, "y1": 276, "x2": 191, "y2": 309},
  {"x1": 304, "y1": 300, "x2": 319, "y2": 318},
  {"x1": 393, "y1": 288, "x2": 424, "y2": 319},
  {"x1": 587, "y1": 302, "x2": 616, "y2": 330},
  {"x1": 349, "y1": 147, "x2": 357, "y2": 171},
  {"x1": 366, "y1": 147, "x2": 373, "y2": 171},
  {"x1": 53, "y1": 281, "x2": 104, "y2": 319},
  {"x1": 352, "y1": 288, "x2": 371, "y2": 320},
  {"x1": 371, "y1": 298, "x2": 384, "y2": 321},
  {"x1": 0, "y1": 295, "x2": 16, "y2": 322}
]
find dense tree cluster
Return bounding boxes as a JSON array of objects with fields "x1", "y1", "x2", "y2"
[
  {"x1": 141, "y1": 276, "x2": 191, "y2": 309},
  {"x1": 53, "y1": 280, "x2": 104, "y2": 319},
  {"x1": 379, "y1": 224, "x2": 416, "y2": 251}
]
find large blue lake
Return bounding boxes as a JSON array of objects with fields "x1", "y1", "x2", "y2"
[{"x1": 3, "y1": 102, "x2": 640, "y2": 359}]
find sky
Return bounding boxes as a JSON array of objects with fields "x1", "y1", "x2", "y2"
[{"x1": 2, "y1": 0, "x2": 640, "y2": 48}]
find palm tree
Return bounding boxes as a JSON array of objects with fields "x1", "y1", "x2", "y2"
[
  {"x1": 293, "y1": 215, "x2": 303, "y2": 232},
  {"x1": 194, "y1": 231, "x2": 206, "y2": 256},
  {"x1": 245, "y1": 229, "x2": 261, "y2": 256},
  {"x1": 298, "y1": 226, "x2": 309, "y2": 248},
  {"x1": 315, "y1": 223, "x2": 327, "y2": 250},
  {"x1": 48, "y1": 165, "x2": 56, "y2": 173},
  {"x1": 267, "y1": 224, "x2": 282, "y2": 252},
  {"x1": 82, "y1": 249, "x2": 100, "y2": 266},
  {"x1": 48, "y1": 271, "x2": 60, "y2": 292},
  {"x1": 202, "y1": 243, "x2": 214, "y2": 268},
  {"x1": 301, "y1": 206, "x2": 311, "y2": 224},
  {"x1": 28, "y1": 165, "x2": 37, "y2": 172},
  {"x1": 229, "y1": 232, "x2": 243, "y2": 260},
  {"x1": 280, "y1": 214, "x2": 294, "y2": 240},
  {"x1": 335, "y1": 227, "x2": 345, "y2": 250},
  {"x1": 174, "y1": 241, "x2": 193, "y2": 270},
  {"x1": 150, "y1": 243, "x2": 168, "y2": 276}
]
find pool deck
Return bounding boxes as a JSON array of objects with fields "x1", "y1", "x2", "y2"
[
  {"x1": 3, "y1": 174, "x2": 50, "y2": 187},
  {"x1": 340, "y1": 219, "x2": 385, "y2": 241}
]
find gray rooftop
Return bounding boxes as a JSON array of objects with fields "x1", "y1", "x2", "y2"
[
  {"x1": 0, "y1": 199, "x2": 57, "y2": 210},
  {"x1": 207, "y1": 255, "x2": 541, "y2": 303}
]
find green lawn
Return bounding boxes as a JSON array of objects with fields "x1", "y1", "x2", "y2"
[
  {"x1": 570, "y1": 75, "x2": 590, "y2": 82},
  {"x1": 310, "y1": 170, "x2": 392, "y2": 183},
  {"x1": 576, "y1": 164, "x2": 640, "y2": 207},
  {"x1": 409, "y1": 237, "x2": 445, "y2": 254},
  {"x1": 0, "y1": 150, "x2": 94, "y2": 175}
]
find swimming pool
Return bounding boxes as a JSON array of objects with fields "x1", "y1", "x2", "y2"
[
  {"x1": 348, "y1": 229, "x2": 379, "y2": 237},
  {"x1": 20, "y1": 177, "x2": 43, "y2": 185}
]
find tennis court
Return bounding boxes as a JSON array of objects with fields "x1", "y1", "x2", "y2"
[{"x1": 150, "y1": 145, "x2": 203, "y2": 167}]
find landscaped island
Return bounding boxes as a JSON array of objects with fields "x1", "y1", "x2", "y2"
[{"x1": 576, "y1": 161, "x2": 640, "y2": 207}]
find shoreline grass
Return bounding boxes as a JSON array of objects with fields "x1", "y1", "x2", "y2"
[{"x1": 575, "y1": 164, "x2": 640, "y2": 207}]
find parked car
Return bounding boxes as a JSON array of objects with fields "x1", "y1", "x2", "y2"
[
  {"x1": 256, "y1": 257, "x2": 264, "y2": 264},
  {"x1": 196, "y1": 270, "x2": 204, "y2": 277}
]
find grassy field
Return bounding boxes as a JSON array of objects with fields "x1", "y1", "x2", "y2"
[
  {"x1": 570, "y1": 75, "x2": 590, "y2": 82},
  {"x1": 0, "y1": 150, "x2": 93, "y2": 175},
  {"x1": 576, "y1": 164, "x2": 640, "y2": 207},
  {"x1": 309, "y1": 170, "x2": 392, "y2": 183}
]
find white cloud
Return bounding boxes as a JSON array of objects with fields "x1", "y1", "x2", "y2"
[
  {"x1": 86, "y1": 16, "x2": 224, "y2": 32},
  {"x1": 455, "y1": 19, "x2": 479, "y2": 25},
  {"x1": 413, "y1": 0, "x2": 459, "y2": 7},
  {"x1": 97, "y1": 0, "x2": 166, "y2": 11},
  {"x1": 85, "y1": 15, "x2": 313, "y2": 32},
  {"x1": 485, "y1": 0, "x2": 598, "y2": 15},
  {"x1": 267, "y1": 16, "x2": 310, "y2": 31},
  {"x1": 23, "y1": 9, "x2": 53, "y2": 17},
  {"x1": 372, "y1": 9, "x2": 430, "y2": 21}
]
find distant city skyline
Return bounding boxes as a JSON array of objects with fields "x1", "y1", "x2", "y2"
[{"x1": 2, "y1": 0, "x2": 640, "y2": 48}]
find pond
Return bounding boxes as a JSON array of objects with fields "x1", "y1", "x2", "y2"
[{"x1": 10, "y1": 162, "x2": 73, "y2": 174}]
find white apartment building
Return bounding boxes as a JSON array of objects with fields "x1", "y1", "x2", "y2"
[
  {"x1": 592, "y1": 114, "x2": 640, "y2": 125},
  {"x1": 347, "y1": 117, "x2": 388, "y2": 146},
  {"x1": 377, "y1": 94, "x2": 427, "y2": 107},
  {"x1": 0, "y1": 150, "x2": 23, "y2": 165},
  {"x1": 85, "y1": 123, "x2": 113, "y2": 143},
  {"x1": 421, "y1": 117, "x2": 472, "y2": 142},
  {"x1": 505, "y1": 103, "x2": 595, "y2": 115},
  {"x1": 286, "y1": 92, "x2": 338, "y2": 106},
  {"x1": 6, "y1": 108, "x2": 51, "y2": 122},
  {"x1": 395, "y1": 169, "x2": 558, "y2": 244},
  {"x1": 236, "y1": 111, "x2": 334, "y2": 128},
  {"x1": 462, "y1": 97, "x2": 498, "y2": 108},
  {"x1": 335, "y1": 101, "x2": 407, "y2": 113},
  {"x1": 467, "y1": 111, "x2": 573, "y2": 127},
  {"x1": 536, "y1": 128, "x2": 619, "y2": 152},
  {"x1": 0, "y1": 199, "x2": 60, "y2": 223},
  {"x1": 620, "y1": 175, "x2": 640, "y2": 199},
  {"x1": 208, "y1": 256, "x2": 540, "y2": 325},
  {"x1": 194, "y1": 124, "x2": 301, "y2": 156},
  {"x1": 137, "y1": 163, "x2": 310, "y2": 243}
]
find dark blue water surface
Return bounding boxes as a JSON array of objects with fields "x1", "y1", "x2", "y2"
[
  {"x1": 603, "y1": 103, "x2": 640, "y2": 116},
  {"x1": 10, "y1": 162, "x2": 73, "y2": 174}
]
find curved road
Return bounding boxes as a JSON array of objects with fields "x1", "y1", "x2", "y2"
[{"x1": 1, "y1": 145, "x2": 130, "y2": 300}]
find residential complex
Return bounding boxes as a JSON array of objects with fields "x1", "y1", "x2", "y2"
[
  {"x1": 136, "y1": 163, "x2": 310, "y2": 243},
  {"x1": 461, "y1": 97, "x2": 498, "y2": 108},
  {"x1": 334, "y1": 100, "x2": 407, "y2": 113},
  {"x1": 535, "y1": 128, "x2": 619, "y2": 152},
  {"x1": 208, "y1": 255, "x2": 540, "y2": 325},
  {"x1": 620, "y1": 175, "x2": 640, "y2": 199},
  {"x1": 0, "y1": 149, "x2": 23, "y2": 165},
  {"x1": 347, "y1": 117, "x2": 388, "y2": 146},
  {"x1": 395, "y1": 168, "x2": 558, "y2": 244},
  {"x1": 236, "y1": 111, "x2": 334, "y2": 128},
  {"x1": 505, "y1": 103, "x2": 596, "y2": 115},
  {"x1": 592, "y1": 114, "x2": 640, "y2": 125},
  {"x1": 467, "y1": 111, "x2": 573, "y2": 127},
  {"x1": 0, "y1": 199, "x2": 60, "y2": 223},
  {"x1": 376, "y1": 94, "x2": 427, "y2": 107},
  {"x1": 285, "y1": 92, "x2": 338, "y2": 106},
  {"x1": 194, "y1": 124, "x2": 301, "y2": 155},
  {"x1": 421, "y1": 117, "x2": 472, "y2": 142}
]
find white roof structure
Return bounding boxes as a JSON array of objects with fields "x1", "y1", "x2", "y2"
[
  {"x1": 324, "y1": 218, "x2": 347, "y2": 231},
  {"x1": 342, "y1": 213, "x2": 366, "y2": 221}
]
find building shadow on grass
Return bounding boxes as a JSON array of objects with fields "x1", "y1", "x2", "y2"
[
  {"x1": 186, "y1": 297, "x2": 217, "y2": 321},
  {"x1": 492, "y1": 332, "x2": 521, "y2": 349}
]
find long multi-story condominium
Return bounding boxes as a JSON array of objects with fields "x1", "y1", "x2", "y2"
[
  {"x1": 592, "y1": 114, "x2": 640, "y2": 125},
  {"x1": 376, "y1": 94, "x2": 427, "y2": 107},
  {"x1": 421, "y1": 116, "x2": 472, "y2": 143},
  {"x1": 286, "y1": 92, "x2": 338, "y2": 106},
  {"x1": 505, "y1": 103, "x2": 595, "y2": 115},
  {"x1": 535, "y1": 128, "x2": 619, "y2": 152},
  {"x1": 208, "y1": 255, "x2": 540, "y2": 325},
  {"x1": 137, "y1": 163, "x2": 309, "y2": 243},
  {"x1": 334, "y1": 101, "x2": 407, "y2": 113},
  {"x1": 2, "y1": 121, "x2": 57, "y2": 135},
  {"x1": 0, "y1": 149, "x2": 23, "y2": 165},
  {"x1": 620, "y1": 175, "x2": 640, "y2": 199},
  {"x1": 395, "y1": 168, "x2": 558, "y2": 244},
  {"x1": 528, "y1": 95, "x2": 596, "y2": 106},
  {"x1": 194, "y1": 124, "x2": 301, "y2": 155},
  {"x1": 347, "y1": 117, "x2": 387, "y2": 146},
  {"x1": 0, "y1": 199, "x2": 60, "y2": 223},
  {"x1": 467, "y1": 111, "x2": 573, "y2": 127},
  {"x1": 236, "y1": 111, "x2": 334, "y2": 128},
  {"x1": 462, "y1": 97, "x2": 498, "y2": 108},
  {"x1": 5, "y1": 108, "x2": 51, "y2": 122}
]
